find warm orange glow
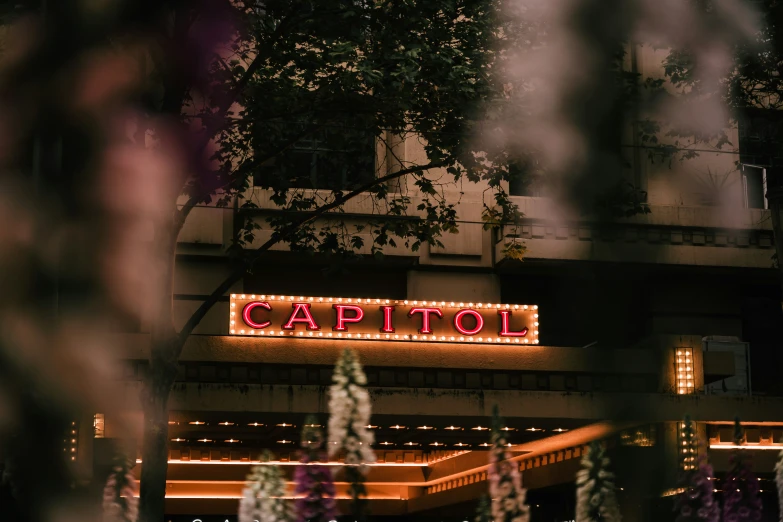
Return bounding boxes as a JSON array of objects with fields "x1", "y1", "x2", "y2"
[
  {"x1": 138, "y1": 459, "x2": 427, "y2": 467},
  {"x1": 710, "y1": 444, "x2": 783, "y2": 451},
  {"x1": 675, "y1": 347, "x2": 695, "y2": 394}
]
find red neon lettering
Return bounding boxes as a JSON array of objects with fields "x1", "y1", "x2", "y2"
[
  {"x1": 242, "y1": 301, "x2": 272, "y2": 329},
  {"x1": 333, "y1": 304, "x2": 364, "y2": 331},
  {"x1": 380, "y1": 306, "x2": 395, "y2": 333},
  {"x1": 498, "y1": 310, "x2": 528, "y2": 337},
  {"x1": 282, "y1": 303, "x2": 320, "y2": 330},
  {"x1": 453, "y1": 309, "x2": 484, "y2": 335},
  {"x1": 408, "y1": 307, "x2": 443, "y2": 334}
]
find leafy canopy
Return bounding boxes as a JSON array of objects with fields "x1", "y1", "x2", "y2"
[{"x1": 193, "y1": 0, "x2": 526, "y2": 260}]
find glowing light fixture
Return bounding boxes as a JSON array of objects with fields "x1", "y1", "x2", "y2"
[{"x1": 675, "y1": 348, "x2": 696, "y2": 395}]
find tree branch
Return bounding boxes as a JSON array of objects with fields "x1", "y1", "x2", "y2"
[
  {"x1": 176, "y1": 160, "x2": 447, "y2": 346},
  {"x1": 175, "y1": 122, "x2": 323, "y2": 225}
]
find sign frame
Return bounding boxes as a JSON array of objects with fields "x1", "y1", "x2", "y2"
[{"x1": 229, "y1": 294, "x2": 540, "y2": 345}]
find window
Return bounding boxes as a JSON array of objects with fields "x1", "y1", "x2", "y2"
[
  {"x1": 508, "y1": 160, "x2": 545, "y2": 197},
  {"x1": 738, "y1": 109, "x2": 783, "y2": 167},
  {"x1": 738, "y1": 109, "x2": 783, "y2": 209},
  {"x1": 254, "y1": 121, "x2": 376, "y2": 191}
]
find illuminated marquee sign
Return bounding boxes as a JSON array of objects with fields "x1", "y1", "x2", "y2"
[{"x1": 229, "y1": 294, "x2": 539, "y2": 345}]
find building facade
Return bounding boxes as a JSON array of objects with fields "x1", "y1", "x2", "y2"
[{"x1": 78, "y1": 43, "x2": 783, "y2": 521}]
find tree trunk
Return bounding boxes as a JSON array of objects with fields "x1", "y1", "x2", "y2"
[
  {"x1": 138, "y1": 363, "x2": 175, "y2": 522},
  {"x1": 138, "y1": 219, "x2": 181, "y2": 522}
]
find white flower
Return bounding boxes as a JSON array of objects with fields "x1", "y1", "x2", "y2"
[
  {"x1": 576, "y1": 443, "x2": 620, "y2": 522},
  {"x1": 327, "y1": 348, "x2": 375, "y2": 467},
  {"x1": 241, "y1": 456, "x2": 290, "y2": 522}
]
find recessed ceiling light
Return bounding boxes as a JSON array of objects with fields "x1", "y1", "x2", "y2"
[
  {"x1": 305, "y1": 424, "x2": 323, "y2": 428},
  {"x1": 365, "y1": 425, "x2": 379, "y2": 429},
  {"x1": 404, "y1": 442, "x2": 420, "y2": 446},
  {"x1": 277, "y1": 440, "x2": 292, "y2": 444},
  {"x1": 429, "y1": 442, "x2": 444, "y2": 446},
  {"x1": 500, "y1": 427, "x2": 517, "y2": 431},
  {"x1": 248, "y1": 422, "x2": 263, "y2": 427},
  {"x1": 379, "y1": 442, "x2": 394, "y2": 446},
  {"x1": 472, "y1": 426, "x2": 489, "y2": 431},
  {"x1": 390, "y1": 425, "x2": 406, "y2": 430},
  {"x1": 553, "y1": 428, "x2": 569, "y2": 433},
  {"x1": 168, "y1": 421, "x2": 179, "y2": 425},
  {"x1": 417, "y1": 426, "x2": 435, "y2": 430},
  {"x1": 444, "y1": 426, "x2": 463, "y2": 431},
  {"x1": 276, "y1": 423, "x2": 295, "y2": 428},
  {"x1": 189, "y1": 421, "x2": 205, "y2": 425},
  {"x1": 197, "y1": 438, "x2": 212, "y2": 442},
  {"x1": 479, "y1": 442, "x2": 491, "y2": 447},
  {"x1": 525, "y1": 427, "x2": 544, "y2": 432},
  {"x1": 454, "y1": 442, "x2": 471, "y2": 447},
  {"x1": 219, "y1": 422, "x2": 235, "y2": 426},
  {"x1": 171, "y1": 438, "x2": 186, "y2": 442},
  {"x1": 225, "y1": 439, "x2": 240, "y2": 443}
]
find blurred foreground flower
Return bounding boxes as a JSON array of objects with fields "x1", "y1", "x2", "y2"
[{"x1": 328, "y1": 348, "x2": 375, "y2": 519}]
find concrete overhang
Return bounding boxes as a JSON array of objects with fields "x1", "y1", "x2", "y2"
[
  {"x1": 117, "y1": 381, "x2": 783, "y2": 423},
  {"x1": 116, "y1": 333, "x2": 659, "y2": 374}
]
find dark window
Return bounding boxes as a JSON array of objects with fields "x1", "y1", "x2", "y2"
[
  {"x1": 508, "y1": 160, "x2": 546, "y2": 197},
  {"x1": 738, "y1": 109, "x2": 783, "y2": 168},
  {"x1": 254, "y1": 122, "x2": 376, "y2": 191},
  {"x1": 738, "y1": 109, "x2": 783, "y2": 208}
]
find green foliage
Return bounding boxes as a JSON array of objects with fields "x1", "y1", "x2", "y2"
[
  {"x1": 474, "y1": 494, "x2": 492, "y2": 522},
  {"x1": 501, "y1": 238, "x2": 526, "y2": 262},
  {"x1": 657, "y1": 1, "x2": 783, "y2": 161},
  {"x1": 199, "y1": 0, "x2": 527, "y2": 262}
]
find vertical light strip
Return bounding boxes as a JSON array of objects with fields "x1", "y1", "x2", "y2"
[
  {"x1": 65, "y1": 420, "x2": 78, "y2": 462},
  {"x1": 94, "y1": 413, "x2": 105, "y2": 438},
  {"x1": 675, "y1": 348, "x2": 695, "y2": 394},
  {"x1": 679, "y1": 421, "x2": 696, "y2": 471}
]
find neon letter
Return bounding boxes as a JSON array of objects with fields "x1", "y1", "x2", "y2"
[
  {"x1": 408, "y1": 307, "x2": 443, "y2": 334},
  {"x1": 380, "y1": 306, "x2": 395, "y2": 333},
  {"x1": 453, "y1": 309, "x2": 484, "y2": 335},
  {"x1": 242, "y1": 301, "x2": 272, "y2": 329},
  {"x1": 333, "y1": 304, "x2": 364, "y2": 331},
  {"x1": 498, "y1": 310, "x2": 528, "y2": 337},
  {"x1": 282, "y1": 303, "x2": 320, "y2": 330}
]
